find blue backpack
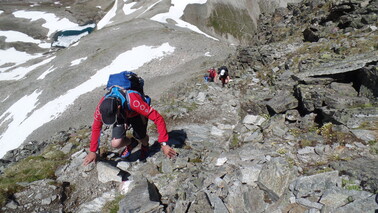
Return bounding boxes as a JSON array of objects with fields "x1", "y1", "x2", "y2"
[{"x1": 104, "y1": 71, "x2": 151, "y2": 110}]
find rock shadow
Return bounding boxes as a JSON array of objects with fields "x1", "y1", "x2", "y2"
[{"x1": 123, "y1": 129, "x2": 187, "y2": 162}]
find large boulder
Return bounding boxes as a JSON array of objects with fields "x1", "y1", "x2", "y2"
[{"x1": 266, "y1": 90, "x2": 298, "y2": 114}]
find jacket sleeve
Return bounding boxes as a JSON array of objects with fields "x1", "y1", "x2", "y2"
[
  {"x1": 89, "y1": 97, "x2": 104, "y2": 152},
  {"x1": 127, "y1": 92, "x2": 169, "y2": 143}
]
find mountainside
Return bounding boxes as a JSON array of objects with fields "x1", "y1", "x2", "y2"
[
  {"x1": 0, "y1": 0, "x2": 304, "y2": 158},
  {"x1": 0, "y1": 0, "x2": 378, "y2": 212}
]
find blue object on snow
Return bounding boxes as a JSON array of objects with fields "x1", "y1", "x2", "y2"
[{"x1": 51, "y1": 22, "x2": 96, "y2": 48}]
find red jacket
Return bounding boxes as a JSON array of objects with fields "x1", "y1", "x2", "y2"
[
  {"x1": 89, "y1": 91, "x2": 168, "y2": 152},
  {"x1": 208, "y1": 69, "x2": 216, "y2": 78}
]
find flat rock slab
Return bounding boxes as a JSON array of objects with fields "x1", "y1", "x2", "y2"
[{"x1": 294, "y1": 51, "x2": 378, "y2": 79}]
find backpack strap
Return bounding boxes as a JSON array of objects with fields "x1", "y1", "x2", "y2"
[
  {"x1": 125, "y1": 90, "x2": 151, "y2": 111},
  {"x1": 104, "y1": 87, "x2": 127, "y2": 108}
]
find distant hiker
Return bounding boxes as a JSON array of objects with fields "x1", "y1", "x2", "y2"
[
  {"x1": 218, "y1": 66, "x2": 230, "y2": 87},
  {"x1": 207, "y1": 67, "x2": 217, "y2": 82},
  {"x1": 83, "y1": 71, "x2": 176, "y2": 166}
]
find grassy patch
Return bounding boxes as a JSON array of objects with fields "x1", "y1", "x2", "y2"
[
  {"x1": 369, "y1": 144, "x2": 378, "y2": 155},
  {"x1": 277, "y1": 148, "x2": 287, "y2": 155},
  {"x1": 229, "y1": 134, "x2": 240, "y2": 149},
  {"x1": 315, "y1": 167, "x2": 334, "y2": 174},
  {"x1": 286, "y1": 157, "x2": 295, "y2": 168},
  {"x1": 328, "y1": 154, "x2": 352, "y2": 162},
  {"x1": 0, "y1": 152, "x2": 66, "y2": 207},
  {"x1": 208, "y1": 4, "x2": 255, "y2": 41},
  {"x1": 299, "y1": 139, "x2": 316, "y2": 148},
  {"x1": 342, "y1": 179, "x2": 362, "y2": 191},
  {"x1": 288, "y1": 128, "x2": 301, "y2": 137},
  {"x1": 189, "y1": 157, "x2": 202, "y2": 163},
  {"x1": 316, "y1": 122, "x2": 356, "y2": 145},
  {"x1": 102, "y1": 194, "x2": 125, "y2": 213}
]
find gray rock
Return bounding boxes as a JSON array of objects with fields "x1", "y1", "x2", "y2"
[
  {"x1": 224, "y1": 181, "x2": 268, "y2": 213},
  {"x1": 78, "y1": 190, "x2": 116, "y2": 213},
  {"x1": 297, "y1": 146, "x2": 315, "y2": 155},
  {"x1": 187, "y1": 191, "x2": 213, "y2": 212},
  {"x1": 118, "y1": 179, "x2": 162, "y2": 213},
  {"x1": 161, "y1": 158, "x2": 174, "y2": 174},
  {"x1": 285, "y1": 109, "x2": 300, "y2": 122},
  {"x1": 266, "y1": 90, "x2": 298, "y2": 114},
  {"x1": 290, "y1": 171, "x2": 341, "y2": 199},
  {"x1": 295, "y1": 51, "x2": 378, "y2": 78},
  {"x1": 207, "y1": 192, "x2": 229, "y2": 213},
  {"x1": 323, "y1": 93, "x2": 370, "y2": 109},
  {"x1": 329, "y1": 82, "x2": 358, "y2": 97},
  {"x1": 296, "y1": 198, "x2": 323, "y2": 209},
  {"x1": 211, "y1": 125, "x2": 225, "y2": 137},
  {"x1": 296, "y1": 84, "x2": 326, "y2": 112},
  {"x1": 61, "y1": 142, "x2": 74, "y2": 154},
  {"x1": 321, "y1": 107, "x2": 378, "y2": 128},
  {"x1": 242, "y1": 114, "x2": 267, "y2": 126},
  {"x1": 238, "y1": 145, "x2": 268, "y2": 162},
  {"x1": 258, "y1": 157, "x2": 296, "y2": 197},
  {"x1": 239, "y1": 162, "x2": 263, "y2": 187},
  {"x1": 244, "y1": 130, "x2": 264, "y2": 143},
  {"x1": 350, "y1": 129, "x2": 376, "y2": 142},
  {"x1": 320, "y1": 186, "x2": 373, "y2": 211},
  {"x1": 303, "y1": 27, "x2": 320, "y2": 42},
  {"x1": 196, "y1": 92, "x2": 207, "y2": 104},
  {"x1": 332, "y1": 194, "x2": 376, "y2": 213},
  {"x1": 117, "y1": 161, "x2": 132, "y2": 171},
  {"x1": 329, "y1": 157, "x2": 378, "y2": 193},
  {"x1": 97, "y1": 162, "x2": 122, "y2": 183},
  {"x1": 5, "y1": 200, "x2": 18, "y2": 209},
  {"x1": 299, "y1": 113, "x2": 317, "y2": 129}
]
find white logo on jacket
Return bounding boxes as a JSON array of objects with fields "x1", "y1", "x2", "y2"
[{"x1": 133, "y1": 100, "x2": 140, "y2": 108}]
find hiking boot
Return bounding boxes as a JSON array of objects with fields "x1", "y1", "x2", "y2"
[
  {"x1": 139, "y1": 145, "x2": 149, "y2": 160},
  {"x1": 120, "y1": 138, "x2": 138, "y2": 159}
]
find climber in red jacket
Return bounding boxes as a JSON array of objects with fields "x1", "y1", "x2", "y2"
[{"x1": 83, "y1": 89, "x2": 176, "y2": 165}]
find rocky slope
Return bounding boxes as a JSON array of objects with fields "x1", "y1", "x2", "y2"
[
  {"x1": 1, "y1": 0, "x2": 378, "y2": 212},
  {"x1": 0, "y1": 0, "x2": 303, "y2": 159}
]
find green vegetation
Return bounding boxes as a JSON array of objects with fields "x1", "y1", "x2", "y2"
[
  {"x1": 0, "y1": 151, "x2": 66, "y2": 207},
  {"x1": 346, "y1": 196, "x2": 355, "y2": 203},
  {"x1": 229, "y1": 134, "x2": 240, "y2": 149},
  {"x1": 286, "y1": 157, "x2": 295, "y2": 168},
  {"x1": 276, "y1": 148, "x2": 287, "y2": 155},
  {"x1": 342, "y1": 179, "x2": 362, "y2": 191},
  {"x1": 369, "y1": 142, "x2": 378, "y2": 155},
  {"x1": 328, "y1": 154, "x2": 352, "y2": 162},
  {"x1": 353, "y1": 103, "x2": 374, "y2": 108},
  {"x1": 0, "y1": 127, "x2": 92, "y2": 208},
  {"x1": 357, "y1": 121, "x2": 371, "y2": 129},
  {"x1": 288, "y1": 128, "x2": 301, "y2": 137},
  {"x1": 189, "y1": 157, "x2": 202, "y2": 163},
  {"x1": 102, "y1": 194, "x2": 125, "y2": 213},
  {"x1": 208, "y1": 4, "x2": 255, "y2": 41},
  {"x1": 261, "y1": 113, "x2": 270, "y2": 120},
  {"x1": 299, "y1": 139, "x2": 316, "y2": 148},
  {"x1": 183, "y1": 145, "x2": 192, "y2": 150},
  {"x1": 317, "y1": 123, "x2": 333, "y2": 136},
  {"x1": 285, "y1": 31, "x2": 378, "y2": 75},
  {"x1": 316, "y1": 122, "x2": 357, "y2": 146},
  {"x1": 345, "y1": 185, "x2": 362, "y2": 191},
  {"x1": 315, "y1": 167, "x2": 333, "y2": 174}
]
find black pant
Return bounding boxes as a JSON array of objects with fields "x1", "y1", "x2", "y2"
[{"x1": 112, "y1": 115, "x2": 148, "y2": 140}]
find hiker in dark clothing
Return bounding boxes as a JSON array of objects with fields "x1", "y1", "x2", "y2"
[{"x1": 218, "y1": 66, "x2": 230, "y2": 87}]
